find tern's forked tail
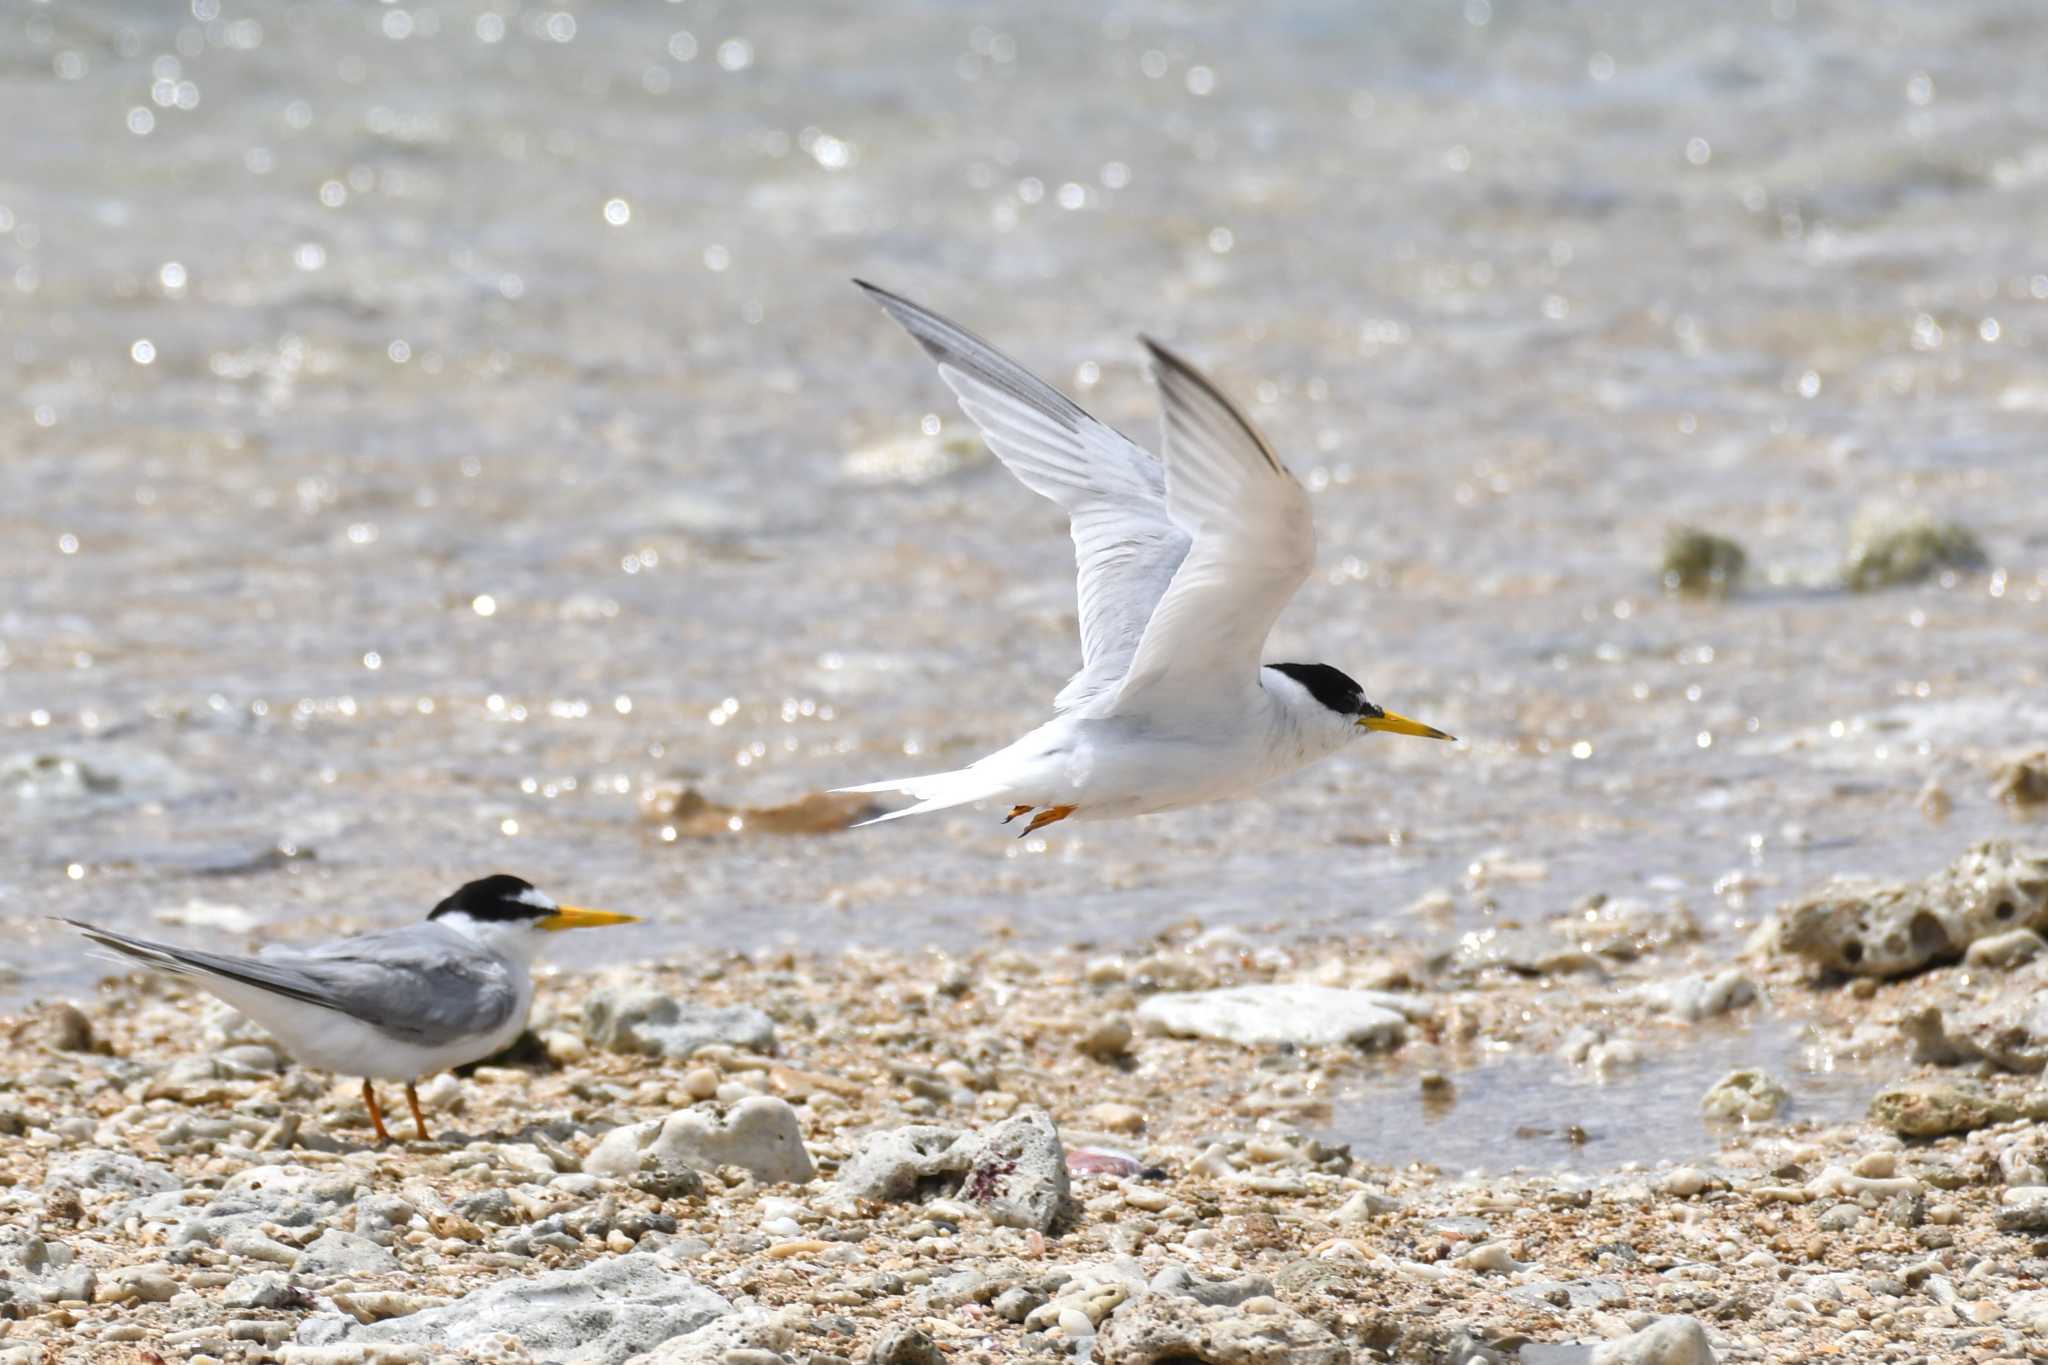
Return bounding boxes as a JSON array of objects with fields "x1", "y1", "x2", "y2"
[{"x1": 831, "y1": 765, "x2": 1015, "y2": 827}]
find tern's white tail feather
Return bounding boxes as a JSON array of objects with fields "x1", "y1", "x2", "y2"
[{"x1": 833, "y1": 767, "x2": 1013, "y2": 827}]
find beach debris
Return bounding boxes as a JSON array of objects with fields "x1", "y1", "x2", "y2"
[
  {"x1": 1992, "y1": 749, "x2": 2048, "y2": 811},
  {"x1": 1700, "y1": 1069, "x2": 1789, "y2": 1122},
  {"x1": 583, "y1": 990, "x2": 778, "y2": 1058},
  {"x1": 638, "y1": 782, "x2": 880, "y2": 837},
  {"x1": 1842, "y1": 506, "x2": 1986, "y2": 590},
  {"x1": 1135, "y1": 984, "x2": 1413, "y2": 1049},
  {"x1": 586, "y1": 1096, "x2": 816, "y2": 1186},
  {"x1": 1661, "y1": 526, "x2": 1746, "y2": 596},
  {"x1": 1771, "y1": 839, "x2": 2048, "y2": 977}
]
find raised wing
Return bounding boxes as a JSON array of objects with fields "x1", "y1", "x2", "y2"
[
  {"x1": 1108, "y1": 338, "x2": 1314, "y2": 713},
  {"x1": 69, "y1": 920, "x2": 519, "y2": 1047},
  {"x1": 856, "y1": 281, "x2": 1190, "y2": 712}
]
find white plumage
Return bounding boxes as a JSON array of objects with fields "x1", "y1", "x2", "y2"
[{"x1": 838, "y1": 283, "x2": 1452, "y2": 837}]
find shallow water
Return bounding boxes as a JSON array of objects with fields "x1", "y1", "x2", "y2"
[
  {"x1": 1319, "y1": 1015, "x2": 1883, "y2": 1175},
  {"x1": 3, "y1": 1, "x2": 2043, "y2": 1164}
]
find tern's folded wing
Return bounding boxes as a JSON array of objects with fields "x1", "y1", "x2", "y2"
[
  {"x1": 856, "y1": 280, "x2": 1189, "y2": 712},
  {"x1": 71, "y1": 920, "x2": 518, "y2": 1047},
  {"x1": 1109, "y1": 338, "x2": 1314, "y2": 713}
]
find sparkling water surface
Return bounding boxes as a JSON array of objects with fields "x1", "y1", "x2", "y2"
[{"x1": 3, "y1": 0, "x2": 2044, "y2": 1161}]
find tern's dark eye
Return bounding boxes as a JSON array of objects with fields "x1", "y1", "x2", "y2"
[{"x1": 1359, "y1": 700, "x2": 1385, "y2": 720}]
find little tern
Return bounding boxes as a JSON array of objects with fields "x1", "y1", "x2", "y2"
[
  {"x1": 67, "y1": 875, "x2": 637, "y2": 1143},
  {"x1": 839, "y1": 282, "x2": 1453, "y2": 836}
]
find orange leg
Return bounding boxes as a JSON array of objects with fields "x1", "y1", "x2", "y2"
[
  {"x1": 362, "y1": 1078, "x2": 394, "y2": 1145},
  {"x1": 405, "y1": 1081, "x2": 431, "y2": 1141},
  {"x1": 1020, "y1": 804, "x2": 1076, "y2": 837},
  {"x1": 1003, "y1": 805, "x2": 1033, "y2": 825}
]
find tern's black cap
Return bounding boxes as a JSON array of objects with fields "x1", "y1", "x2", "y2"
[
  {"x1": 428, "y1": 875, "x2": 546, "y2": 922},
  {"x1": 1265, "y1": 662, "x2": 1381, "y2": 718}
]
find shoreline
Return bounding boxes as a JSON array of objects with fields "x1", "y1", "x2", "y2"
[{"x1": 5, "y1": 871, "x2": 2047, "y2": 1363}]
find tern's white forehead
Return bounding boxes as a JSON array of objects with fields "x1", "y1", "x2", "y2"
[{"x1": 514, "y1": 886, "x2": 557, "y2": 912}]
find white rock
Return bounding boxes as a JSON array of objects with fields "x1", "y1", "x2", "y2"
[
  {"x1": 586, "y1": 1096, "x2": 814, "y2": 1186},
  {"x1": 1591, "y1": 1314, "x2": 1716, "y2": 1365},
  {"x1": 1136, "y1": 985, "x2": 1412, "y2": 1049},
  {"x1": 296, "y1": 1253, "x2": 729, "y2": 1361}
]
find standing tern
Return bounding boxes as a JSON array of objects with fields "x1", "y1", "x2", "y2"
[
  {"x1": 66, "y1": 875, "x2": 637, "y2": 1144},
  {"x1": 838, "y1": 281, "x2": 1454, "y2": 836}
]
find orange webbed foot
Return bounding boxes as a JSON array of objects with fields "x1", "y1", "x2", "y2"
[{"x1": 1019, "y1": 804, "x2": 1077, "y2": 837}]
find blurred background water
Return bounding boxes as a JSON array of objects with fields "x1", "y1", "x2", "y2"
[{"x1": 3, "y1": 0, "x2": 2044, "y2": 1015}]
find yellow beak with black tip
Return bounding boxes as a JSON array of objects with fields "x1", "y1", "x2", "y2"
[
  {"x1": 1358, "y1": 709, "x2": 1457, "y2": 742},
  {"x1": 540, "y1": 905, "x2": 641, "y2": 932}
]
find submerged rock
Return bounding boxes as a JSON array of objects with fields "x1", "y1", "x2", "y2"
[
  {"x1": 586, "y1": 1096, "x2": 815, "y2": 1185},
  {"x1": 1136, "y1": 985, "x2": 1412, "y2": 1049},
  {"x1": 638, "y1": 782, "x2": 880, "y2": 836},
  {"x1": 838, "y1": 1108, "x2": 1075, "y2": 1233},
  {"x1": 1992, "y1": 749, "x2": 2048, "y2": 811},
  {"x1": 1589, "y1": 1314, "x2": 1715, "y2": 1364},
  {"x1": 1771, "y1": 839, "x2": 2048, "y2": 977},
  {"x1": 1661, "y1": 526, "x2": 1746, "y2": 596},
  {"x1": 1700, "y1": 1069, "x2": 1789, "y2": 1123},
  {"x1": 295, "y1": 1252, "x2": 730, "y2": 1361},
  {"x1": 1843, "y1": 507, "x2": 1987, "y2": 590},
  {"x1": 583, "y1": 992, "x2": 778, "y2": 1059}
]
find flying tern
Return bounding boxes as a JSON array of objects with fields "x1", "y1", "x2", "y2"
[{"x1": 838, "y1": 282, "x2": 1453, "y2": 837}]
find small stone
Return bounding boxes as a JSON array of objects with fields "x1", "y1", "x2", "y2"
[
  {"x1": 111, "y1": 1267, "x2": 178, "y2": 1303},
  {"x1": 629, "y1": 1160, "x2": 707, "y2": 1201},
  {"x1": 1852, "y1": 1151, "x2": 1896, "y2": 1179},
  {"x1": 223, "y1": 1273, "x2": 300, "y2": 1312},
  {"x1": 994, "y1": 1286, "x2": 1047, "y2": 1323},
  {"x1": 1662, "y1": 526, "x2": 1746, "y2": 596},
  {"x1": 1995, "y1": 1188, "x2": 2048, "y2": 1234},
  {"x1": 1660, "y1": 1167, "x2": 1709, "y2": 1198},
  {"x1": 1816, "y1": 1203, "x2": 1862, "y2": 1232},
  {"x1": 1589, "y1": 1314, "x2": 1716, "y2": 1365},
  {"x1": 684, "y1": 1066, "x2": 721, "y2": 1100},
  {"x1": 1076, "y1": 1017, "x2": 1133, "y2": 1060},
  {"x1": 868, "y1": 1324, "x2": 944, "y2": 1365},
  {"x1": 39, "y1": 1002, "x2": 96, "y2": 1053},
  {"x1": 542, "y1": 1030, "x2": 588, "y2": 1065},
  {"x1": 1086, "y1": 1102, "x2": 1145, "y2": 1135}
]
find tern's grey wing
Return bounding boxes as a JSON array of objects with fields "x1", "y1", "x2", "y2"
[
  {"x1": 856, "y1": 281, "x2": 1190, "y2": 712},
  {"x1": 67, "y1": 920, "x2": 519, "y2": 1048},
  {"x1": 1109, "y1": 338, "x2": 1314, "y2": 713}
]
